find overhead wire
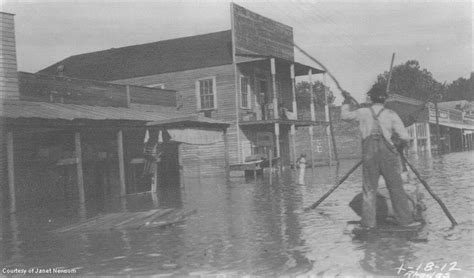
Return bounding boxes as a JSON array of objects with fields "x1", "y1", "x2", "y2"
[{"x1": 264, "y1": 1, "x2": 385, "y2": 84}]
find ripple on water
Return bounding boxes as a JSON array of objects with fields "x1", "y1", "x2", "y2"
[{"x1": 0, "y1": 152, "x2": 472, "y2": 276}]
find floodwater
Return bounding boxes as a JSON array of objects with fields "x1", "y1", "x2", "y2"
[{"x1": 1, "y1": 151, "x2": 473, "y2": 277}]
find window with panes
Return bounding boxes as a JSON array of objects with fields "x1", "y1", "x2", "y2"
[{"x1": 199, "y1": 78, "x2": 215, "y2": 109}]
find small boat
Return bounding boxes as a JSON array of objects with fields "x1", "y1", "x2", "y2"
[
  {"x1": 347, "y1": 220, "x2": 427, "y2": 240},
  {"x1": 347, "y1": 174, "x2": 428, "y2": 241}
]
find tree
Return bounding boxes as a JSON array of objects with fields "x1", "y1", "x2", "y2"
[
  {"x1": 444, "y1": 73, "x2": 473, "y2": 101},
  {"x1": 374, "y1": 60, "x2": 442, "y2": 101},
  {"x1": 295, "y1": 80, "x2": 335, "y2": 111}
]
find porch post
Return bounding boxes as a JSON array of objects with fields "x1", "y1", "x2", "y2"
[
  {"x1": 323, "y1": 74, "x2": 332, "y2": 165},
  {"x1": 223, "y1": 128, "x2": 230, "y2": 180},
  {"x1": 151, "y1": 163, "x2": 157, "y2": 193},
  {"x1": 275, "y1": 123, "x2": 281, "y2": 167},
  {"x1": 469, "y1": 133, "x2": 474, "y2": 150},
  {"x1": 309, "y1": 69, "x2": 315, "y2": 170},
  {"x1": 117, "y1": 129, "x2": 126, "y2": 197},
  {"x1": 271, "y1": 58, "x2": 278, "y2": 120},
  {"x1": 75, "y1": 132, "x2": 85, "y2": 204},
  {"x1": 290, "y1": 64, "x2": 297, "y2": 167},
  {"x1": 426, "y1": 122, "x2": 432, "y2": 153},
  {"x1": 290, "y1": 125, "x2": 296, "y2": 168},
  {"x1": 412, "y1": 123, "x2": 418, "y2": 152},
  {"x1": 271, "y1": 58, "x2": 281, "y2": 165},
  {"x1": 446, "y1": 127, "x2": 451, "y2": 152},
  {"x1": 7, "y1": 131, "x2": 16, "y2": 213}
]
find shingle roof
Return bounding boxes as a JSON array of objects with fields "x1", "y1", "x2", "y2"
[{"x1": 37, "y1": 30, "x2": 233, "y2": 81}]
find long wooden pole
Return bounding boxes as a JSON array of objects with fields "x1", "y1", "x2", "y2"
[
  {"x1": 386, "y1": 53, "x2": 395, "y2": 94},
  {"x1": 295, "y1": 43, "x2": 359, "y2": 106},
  {"x1": 305, "y1": 160, "x2": 362, "y2": 211}
]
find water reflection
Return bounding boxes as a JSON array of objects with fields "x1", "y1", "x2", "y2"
[
  {"x1": 0, "y1": 151, "x2": 472, "y2": 276},
  {"x1": 358, "y1": 236, "x2": 416, "y2": 276}
]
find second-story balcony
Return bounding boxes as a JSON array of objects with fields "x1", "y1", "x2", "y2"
[{"x1": 236, "y1": 56, "x2": 328, "y2": 129}]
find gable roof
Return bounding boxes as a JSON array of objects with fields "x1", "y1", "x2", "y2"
[{"x1": 38, "y1": 30, "x2": 233, "y2": 81}]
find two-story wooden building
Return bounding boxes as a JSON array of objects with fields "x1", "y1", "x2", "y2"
[{"x1": 38, "y1": 4, "x2": 327, "y2": 170}]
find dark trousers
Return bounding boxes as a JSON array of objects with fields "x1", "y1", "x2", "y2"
[{"x1": 361, "y1": 136, "x2": 414, "y2": 227}]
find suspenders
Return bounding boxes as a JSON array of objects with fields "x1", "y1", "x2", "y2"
[
  {"x1": 368, "y1": 106, "x2": 399, "y2": 154},
  {"x1": 369, "y1": 106, "x2": 385, "y2": 136}
]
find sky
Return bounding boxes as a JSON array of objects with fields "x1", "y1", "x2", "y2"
[{"x1": 2, "y1": 0, "x2": 472, "y2": 103}]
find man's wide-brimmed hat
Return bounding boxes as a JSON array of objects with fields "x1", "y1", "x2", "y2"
[{"x1": 367, "y1": 83, "x2": 388, "y2": 98}]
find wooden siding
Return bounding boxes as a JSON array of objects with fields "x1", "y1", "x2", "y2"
[
  {"x1": 179, "y1": 141, "x2": 226, "y2": 177},
  {"x1": 113, "y1": 64, "x2": 237, "y2": 121},
  {"x1": 0, "y1": 12, "x2": 19, "y2": 100},
  {"x1": 112, "y1": 64, "x2": 241, "y2": 165},
  {"x1": 113, "y1": 63, "x2": 297, "y2": 166},
  {"x1": 18, "y1": 72, "x2": 176, "y2": 107},
  {"x1": 129, "y1": 86, "x2": 176, "y2": 107}
]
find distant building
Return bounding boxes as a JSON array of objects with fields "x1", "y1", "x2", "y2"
[
  {"x1": 386, "y1": 95, "x2": 474, "y2": 153},
  {"x1": 38, "y1": 3, "x2": 328, "y2": 169}
]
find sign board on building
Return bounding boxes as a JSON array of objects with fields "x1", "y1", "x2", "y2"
[
  {"x1": 231, "y1": 3, "x2": 294, "y2": 61},
  {"x1": 429, "y1": 108, "x2": 449, "y2": 123},
  {"x1": 256, "y1": 132, "x2": 274, "y2": 147}
]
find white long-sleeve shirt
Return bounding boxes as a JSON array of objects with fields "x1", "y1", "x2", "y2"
[{"x1": 341, "y1": 103, "x2": 410, "y2": 144}]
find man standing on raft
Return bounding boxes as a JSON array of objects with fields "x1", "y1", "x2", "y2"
[{"x1": 341, "y1": 83, "x2": 421, "y2": 229}]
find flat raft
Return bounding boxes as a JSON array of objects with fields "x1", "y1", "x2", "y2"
[{"x1": 347, "y1": 220, "x2": 428, "y2": 241}]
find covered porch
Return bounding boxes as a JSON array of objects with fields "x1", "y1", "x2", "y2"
[
  {"x1": 1, "y1": 100, "x2": 229, "y2": 214},
  {"x1": 236, "y1": 55, "x2": 331, "y2": 167}
]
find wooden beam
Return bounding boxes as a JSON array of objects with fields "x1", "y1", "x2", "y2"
[
  {"x1": 7, "y1": 131, "x2": 16, "y2": 213},
  {"x1": 290, "y1": 63, "x2": 297, "y2": 168},
  {"x1": 412, "y1": 123, "x2": 418, "y2": 152},
  {"x1": 271, "y1": 58, "x2": 278, "y2": 120},
  {"x1": 275, "y1": 123, "x2": 280, "y2": 168},
  {"x1": 75, "y1": 132, "x2": 85, "y2": 204},
  {"x1": 151, "y1": 162, "x2": 157, "y2": 193},
  {"x1": 309, "y1": 126, "x2": 314, "y2": 171},
  {"x1": 291, "y1": 125, "x2": 296, "y2": 169},
  {"x1": 323, "y1": 74, "x2": 333, "y2": 165},
  {"x1": 117, "y1": 130, "x2": 126, "y2": 197},
  {"x1": 309, "y1": 69, "x2": 315, "y2": 121},
  {"x1": 234, "y1": 64, "x2": 242, "y2": 163},
  {"x1": 308, "y1": 69, "x2": 315, "y2": 170},
  {"x1": 223, "y1": 128, "x2": 230, "y2": 181},
  {"x1": 290, "y1": 63, "x2": 297, "y2": 117}
]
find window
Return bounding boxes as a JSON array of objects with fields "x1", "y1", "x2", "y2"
[
  {"x1": 196, "y1": 77, "x2": 216, "y2": 110},
  {"x1": 240, "y1": 76, "x2": 250, "y2": 109}
]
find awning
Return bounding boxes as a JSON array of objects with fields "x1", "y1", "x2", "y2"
[
  {"x1": 167, "y1": 128, "x2": 223, "y2": 145},
  {"x1": 431, "y1": 121, "x2": 474, "y2": 131}
]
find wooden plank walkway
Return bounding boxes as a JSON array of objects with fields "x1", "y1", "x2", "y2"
[{"x1": 55, "y1": 208, "x2": 196, "y2": 233}]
